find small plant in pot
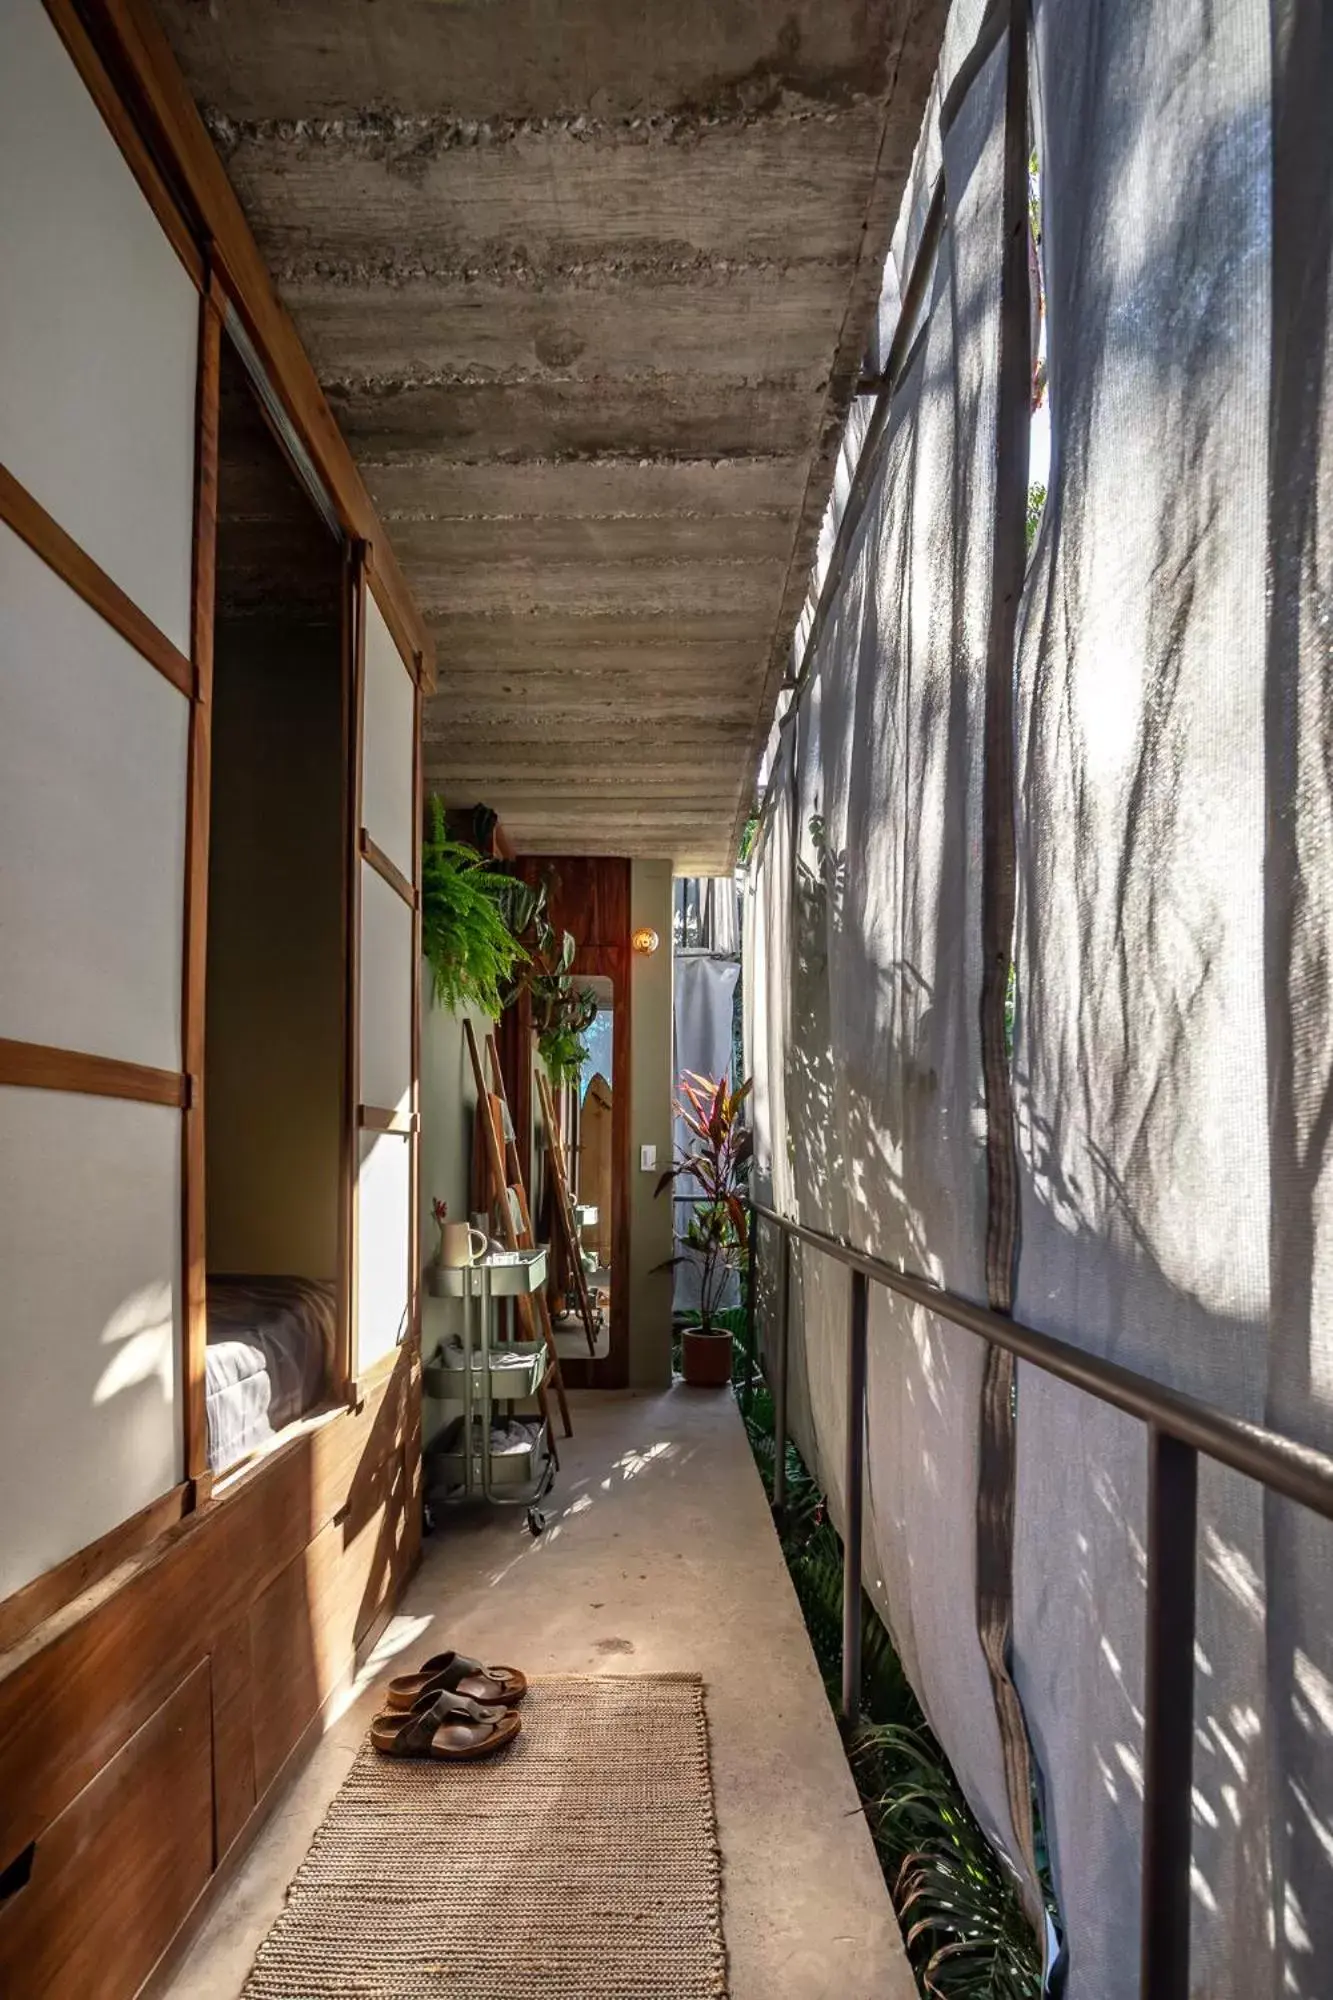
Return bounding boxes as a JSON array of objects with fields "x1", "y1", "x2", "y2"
[{"x1": 655, "y1": 1072, "x2": 752, "y2": 1387}]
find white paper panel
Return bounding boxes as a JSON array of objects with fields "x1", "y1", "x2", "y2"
[
  {"x1": 357, "y1": 1129, "x2": 411, "y2": 1371},
  {"x1": 361, "y1": 593, "x2": 416, "y2": 884},
  {"x1": 0, "y1": 1089, "x2": 181, "y2": 1600},
  {"x1": 0, "y1": 524, "x2": 188, "y2": 1068},
  {"x1": 360, "y1": 864, "x2": 413, "y2": 1116},
  {"x1": 0, "y1": 0, "x2": 198, "y2": 653}
]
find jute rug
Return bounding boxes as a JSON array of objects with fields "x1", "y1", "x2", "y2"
[{"x1": 242, "y1": 1674, "x2": 728, "y2": 1999}]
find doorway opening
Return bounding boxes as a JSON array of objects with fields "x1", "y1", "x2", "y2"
[{"x1": 202, "y1": 330, "x2": 347, "y2": 1474}]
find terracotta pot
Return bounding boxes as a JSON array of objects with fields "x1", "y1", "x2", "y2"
[{"x1": 681, "y1": 1325, "x2": 733, "y2": 1388}]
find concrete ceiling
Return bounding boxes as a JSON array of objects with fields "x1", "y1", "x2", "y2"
[{"x1": 158, "y1": 0, "x2": 943, "y2": 871}]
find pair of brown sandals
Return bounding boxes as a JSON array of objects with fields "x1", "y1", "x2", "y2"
[{"x1": 370, "y1": 1650, "x2": 527, "y2": 1762}]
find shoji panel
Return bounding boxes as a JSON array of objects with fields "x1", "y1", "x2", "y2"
[
  {"x1": 360, "y1": 867, "x2": 414, "y2": 1117},
  {"x1": 355, "y1": 577, "x2": 419, "y2": 1377},
  {"x1": 0, "y1": 0, "x2": 198, "y2": 653},
  {"x1": 361, "y1": 595, "x2": 416, "y2": 884},
  {"x1": 0, "y1": 524, "x2": 188, "y2": 1068},
  {"x1": 356, "y1": 1130, "x2": 412, "y2": 1372},
  {"x1": 0, "y1": 1090, "x2": 181, "y2": 1602}
]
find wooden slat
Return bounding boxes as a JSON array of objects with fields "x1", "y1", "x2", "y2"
[
  {"x1": 0, "y1": 1484, "x2": 189, "y2": 1657},
  {"x1": 181, "y1": 280, "x2": 223, "y2": 1499},
  {"x1": 0, "y1": 1665, "x2": 213, "y2": 2000},
  {"x1": 40, "y1": 0, "x2": 204, "y2": 288},
  {"x1": 409, "y1": 675, "x2": 423, "y2": 1350},
  {"x1": 358, "y1": 827, "x2": 417, "y2": 910},
  {"x1": 209, "y1": 1619, "x2": 254, "y2": 1864},
  {"x1": 74, "y1": 0, "x2": 434, "y2": 690},
  {"x1": 358, "y1": 1104, "x2": 417, "y2": 1134},
  {"x1": 0, "y1": 463, "x2": 193, "y2": 699},
  {"x1": 0, "y1": 1038, "x2": 185, "y2": 1108}
]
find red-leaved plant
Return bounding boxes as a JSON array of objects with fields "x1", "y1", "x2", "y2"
[{"x1": 654, "y1": 1072, "x2": 752, "y2": 1334}]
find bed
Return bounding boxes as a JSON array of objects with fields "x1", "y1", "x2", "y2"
[{"x1": 205, "y1": 1276, "x2": 337, "y2": 1473}]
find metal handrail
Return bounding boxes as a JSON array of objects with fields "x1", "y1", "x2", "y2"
[
  {"x1": 748, "y1": 1198, "x2": 1333, "y2": 2000},
  {"x1": 751, "y1": 1202, "x2": 1333, "y2": 1518}
]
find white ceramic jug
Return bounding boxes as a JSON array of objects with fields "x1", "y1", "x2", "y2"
[{"x1": 440, "y1": 1220, "x2": 488, "y2": 1267}]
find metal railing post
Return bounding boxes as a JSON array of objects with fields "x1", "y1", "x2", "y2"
[
  {"x1": 742, "y1": 1196, "x2": 758, "y2": 1416},
  {"x1": 773, "y1": 1226, "x2": 791, "y2": 1518},
  {"x1": 842, "y1": 1267, "x2": 869, "y2": 1726},
  {"x1": 1140, "y1": 1426, "x2": 1198, "y2": 2000}
]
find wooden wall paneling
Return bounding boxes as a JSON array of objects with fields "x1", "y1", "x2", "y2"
[
  {"x1": 68, "y1": 0, "x2": 433, "y2": 688},
  {"x1": 0, "y1": 464, "x2": 192, "y2": 698},
  {"x1": 208, "y1": 1618, "x2": 254, "y2": 1864},
  {"x1": 0, "y1": 1038, "x2": 185, "y2": 1107},
  {"x1": 0, "y1": 1344, "x2": 416, "y2": 1868},
  {"x1": 40, "y1": 0, "x2": 203, "y2": 286},
  {"x1": 182, "y1": 274, "x2": 222, "y2": 1504},
  {"x1": 0, "y1": 1662, "x2": 213, "y2": 2000},
  {"x1": 250, "y1": 1487, "x2": 397, "y2": 1800},
  {"x1": 340, "y1": 543, "x2": 367, "y2": 1395},
  {"x1": 0, "y1": 1484, "x2": 189, "y2": 1658}
]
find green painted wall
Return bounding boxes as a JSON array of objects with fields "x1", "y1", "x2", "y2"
[{"x1": 627, "y1": 859, "x2": 675, "y2": 1388}]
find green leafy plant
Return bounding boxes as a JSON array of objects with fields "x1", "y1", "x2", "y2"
[
  {"x1": 655, "y1": 1073, "x2": 752, "y2": 1332},
  {"x1": 420, "y1": 800, "x2": 525, "y2": 1016},
  {"x1": 493, "y1": 874, "x2": 599, "y2": 1084}
]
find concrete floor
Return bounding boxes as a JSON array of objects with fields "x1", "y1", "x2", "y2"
[{"x1": 166, "y1": 1387, "x2": 914, "y2": 1999}]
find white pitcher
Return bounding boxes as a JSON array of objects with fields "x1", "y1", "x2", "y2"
[{"x1": 440, "y1": 1220, "x2": 488, "y2": 1268}]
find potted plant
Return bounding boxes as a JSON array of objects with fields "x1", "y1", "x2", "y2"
[
  {"x1": 420, "y1": 799, "x2": 526, "y2": 1016},
  {"x1": 655, "y1": 1072, "x2": 752, "y2": 1387}
]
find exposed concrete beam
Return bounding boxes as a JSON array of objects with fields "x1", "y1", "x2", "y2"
[
  {"x1": 161, "y1": 0, "x2": 948, "y2": 869},
  {"x1": 158, "y1": 0, "x2": 906, "y2": 122}
]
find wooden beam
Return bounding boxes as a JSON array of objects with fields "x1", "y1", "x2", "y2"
[
  {"x1": 358, "y1": 828, "x2": 417, "y2": 911},
  {"x1": 0, "y1": 1038, "x2": 186, "y2": 1108},
  {"x1": 73, "y1": 0, "x2": 434, "y2": 690},
  {"x1": 0, "y1": 1482, "x2": 190, "y2": 1656},
  {"x1": 358, "y1": 1105, "x2": 417, "y2": 1135},
  {"x1": 0, "y1": 463, "x2": 192, "y2": 699},
  {"x1": 181, "y1": 278, "x2": 223, "y2": 1504}
]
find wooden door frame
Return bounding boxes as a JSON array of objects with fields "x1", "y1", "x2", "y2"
[{"x1": 542, "y1": 942, "x2": 630, "y2": 1391}]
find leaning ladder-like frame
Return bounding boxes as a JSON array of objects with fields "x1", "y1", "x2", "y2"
[{"x1": 462, "y1": 1017, "x2": 572, "y2": 1441}]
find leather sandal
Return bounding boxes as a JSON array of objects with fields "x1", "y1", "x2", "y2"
[
  {"x1": 370, "y1": 1686, "x2": 521, "y2": 1761},
  {"x1": 385, "y1": 1650, "x2": 528, "y2": 1712}
]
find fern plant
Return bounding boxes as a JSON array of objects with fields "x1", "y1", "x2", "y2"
[{"x1": 420, "y1": 799, "x2": 524, "y2": 1017}]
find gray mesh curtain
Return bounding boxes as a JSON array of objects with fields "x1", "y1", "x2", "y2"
[
  {"x1": 748, "y1": 0, "x2": 1333, "y2": 1990},
  {"x1": 750, "y1": 6, "x2": 1036, "y2": 1901},
  {"x1": 1009, "y1": 1, "x2": 1333, "y2": 1993}
]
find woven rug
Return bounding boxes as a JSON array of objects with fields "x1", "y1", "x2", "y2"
[{"x1": 242, "y1": 1674, "x2": 727, "y2": 1999}]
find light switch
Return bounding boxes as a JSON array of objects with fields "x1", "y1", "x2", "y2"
[{"x1": 640, "y1": 1143, "x2": 657, "y2": 1172}]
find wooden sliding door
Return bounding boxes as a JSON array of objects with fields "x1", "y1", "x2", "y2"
[
  {"x1": 349, "y1": 554, "x2": 424, "y2": 1389},
  {"x1": 0, "y1": 0, "x2": 207, "y2": 1600}
]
